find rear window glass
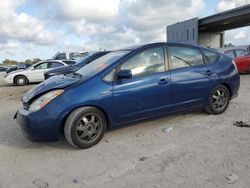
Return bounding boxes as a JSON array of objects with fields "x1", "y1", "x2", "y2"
[
  {"x1": 168, "y1": 46, "x2": 204, "y2": 69},
  {"x1": 235, "y1": 50, "x2": 245, "y2": 57},
  {"x1": 225, "y1": 50, "x2": 235, "y2": 58},
  {"x1": 50, "y1": 62, "x2": 63, "y2": 68},
  {"x1": 203, "y1": 49, "x2": 219, "y2": 64}
]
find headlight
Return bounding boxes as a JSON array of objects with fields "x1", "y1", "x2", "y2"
[{"x1": 29, "y1": 90, "x2": 64, "y2": 112}]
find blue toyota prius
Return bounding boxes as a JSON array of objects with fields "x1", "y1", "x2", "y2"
[{"x1": 15, "y1": 42, "x2": 240, "y2": 149}]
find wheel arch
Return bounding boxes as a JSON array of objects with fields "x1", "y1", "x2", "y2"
[
  {"x1": 60, "y1": 105, "x2": 111, "y2": 132},
  {"x1": 219, "y1": 82, "x2": 232, "y2": 98},
  {"x1": 13, "y1": 74, "x2": 29, "y2": 84}
]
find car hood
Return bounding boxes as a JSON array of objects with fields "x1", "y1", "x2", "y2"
[
  {"x1": 7, "y1": 69, "x2": 25, "y2": 75},
  {"x1": 22, "y1": 75, "x2": 80, "y2": 103}
]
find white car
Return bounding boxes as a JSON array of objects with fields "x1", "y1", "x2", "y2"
[{"x1": 3, "y1": 60, "x2": 69, "y2": 86}]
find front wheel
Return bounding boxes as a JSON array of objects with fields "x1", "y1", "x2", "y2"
[
  {"x1": 64, "y1": 107, "x2": 107, "y2": 149},
  {"x1": 206, "y1": 85, "x2": 230, "y2": 114},
  {"x1": 15, "y1": 75, "x2": 28, "y2": 86}
]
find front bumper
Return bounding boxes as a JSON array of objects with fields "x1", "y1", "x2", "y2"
[
  {"x1": 3, "y1": 76, "x2": 13, "y2": 84},
  {"x1": 15, "y1": 107, "x2": 60, "y2": 142}
]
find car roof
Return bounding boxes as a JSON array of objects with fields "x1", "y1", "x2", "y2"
[
  {"x1": 33, "y1": 60, "x2": 67, "y2": 66},
  {"x1": 218, "y1": 48, "x2": 248, "y2": 53},
  {"x1": 116, "y1": 42, "x2": 211, "y2": 52}
]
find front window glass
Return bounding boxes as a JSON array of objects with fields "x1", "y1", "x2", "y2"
[
  {"x1": 103, "y1": 69, "x2": 116, "y2": 82},
  {"x1": 120, "y1": 47, "x2": 165, "y2": 78},
  {"x1": 34, "y1": 63, "x2": 48, "y2": 69},
  {"x1": 76, "y1": 51, "x2": 129, "y2": 78},
  {"x1": 169, "y1": 46, "x2": 204, "y2": 69}
]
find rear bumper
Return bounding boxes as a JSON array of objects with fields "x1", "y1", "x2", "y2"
[
  {"x1": 16, "y1": 107, "x2": 60, "y2": 142},
  {"x1": 230, "y1": 73, "x2": 240, "y2": 100},
  {"x1": 231, "y1": 93, "x2": 238, "y2": 100}
]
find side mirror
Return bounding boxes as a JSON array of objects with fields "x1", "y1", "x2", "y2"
[{"x1": 117, "y1": 69, "x2": 132, "y2": 80}]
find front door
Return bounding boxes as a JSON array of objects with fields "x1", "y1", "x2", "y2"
[
  {"x1": 30, "y1": 62, "x2": 50, "y2": 82},
  {"x1": 113, "y1": 46, "x2": 172, "y2": 124}
]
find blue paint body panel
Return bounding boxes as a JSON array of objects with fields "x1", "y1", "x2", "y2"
[{"x1": 15, "y1": 42, "x2": 240, "y2": 141}]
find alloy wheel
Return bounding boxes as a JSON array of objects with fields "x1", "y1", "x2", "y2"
[
  {"x1": 212, "y1": 89, "x2": 228, "y2": 111},
  {"x1": 76, "y1": 113, "x2": 102, "y2": 144}
]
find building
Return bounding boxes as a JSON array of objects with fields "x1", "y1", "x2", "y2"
[{"x1": 167, "y1": 4, "x2": 250, "y2": 48}]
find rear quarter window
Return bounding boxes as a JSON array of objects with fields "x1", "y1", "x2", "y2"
[{"x1": 203, "y1": 49, "x2": 219, "y2": 64}]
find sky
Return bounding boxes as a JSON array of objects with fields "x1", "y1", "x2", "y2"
[{"x1": 0, "y1": 0, "x2": 249, "y2": 62}]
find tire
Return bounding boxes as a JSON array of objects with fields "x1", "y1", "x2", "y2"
[
  {"x1": 206, "y1": 85, "x2": 230, "y2": 115},
  {"x1": 64, "y1": 107, "x2": 107, "y2": 149},
  {"x1": 15, "y1": 75, "x2": 28, "y2": 86}
]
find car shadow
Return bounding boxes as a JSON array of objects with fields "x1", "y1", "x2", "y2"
[
  {"x1": 0, "y1": 83, "x2": 38, "y2": 88},
  {"x1": 0, "y1": 109, "x2": 206, "y2": 150}
]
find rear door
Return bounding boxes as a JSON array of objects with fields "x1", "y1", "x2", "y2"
[
  {"x1": 234, "y1": 49, "x2": 250, "y2": 72},
  {"x1": 113, "y1": 45, "x2": 172, "y2": 124},
  {"x1": 167, "y1": 44, "x2": 214, "y2": 112}
]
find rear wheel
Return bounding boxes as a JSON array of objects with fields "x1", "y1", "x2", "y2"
[
  {"x1": 206, "y1": 85, "x2": 230, "y2": 114},
  {"x1": 64, "y1": 107, "x2": 107, "y2": 149},
  {"x1": 15, "y1": 75, "x2": 28, "y2": 86}
]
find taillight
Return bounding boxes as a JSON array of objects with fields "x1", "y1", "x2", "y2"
[{"x1": 232, "y1": 60, "x2": 238, "y2": 74}]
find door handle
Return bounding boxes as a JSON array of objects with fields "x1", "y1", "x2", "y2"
[{"x1": 158, "y1": 77, "x2": 169, "y2": 85}]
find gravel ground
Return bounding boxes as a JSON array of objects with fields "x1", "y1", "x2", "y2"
[{"x1": 0, "y1": 72, "x2": 250, "y2": 188}]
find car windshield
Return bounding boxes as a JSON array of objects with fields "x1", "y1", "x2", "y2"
[{"x1": 76, "y1": 50, "x2": 129, "y2": 78}]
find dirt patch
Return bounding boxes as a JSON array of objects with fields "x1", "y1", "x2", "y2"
[{"x1": 0, "y1": 73, "x2": 250, "y2": 187}]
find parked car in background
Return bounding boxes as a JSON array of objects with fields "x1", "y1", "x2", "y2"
[
  {"x1": 61, "y1": 60, "x2": 77, "y2": 65},
  {"x1": 44, "y1": 51, "x2": 110, "y2": 79},
  {"x1": 6, "y1": 63, "x2": 32, "y2": 74},
  {"x1": 51, "y1": 51, "x2": 89, "y2": 61},
  {"x1": 4, "y1": 60, "x2": 69, "y2": 86},
  {"x1": 15, "y1": 42, "x2": 239, "y2": 149},
  {"x1": 221, "y1": 48, "x2": 250, "y2": 73},
  {"x1": 0, "y1": 66, "x2": 9, "y2": 72}
]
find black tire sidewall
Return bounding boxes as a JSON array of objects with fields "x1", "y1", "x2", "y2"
[
  {"x1": 66, "y1": 107, "x2": 106, "y2": 149},
  {"x1": 208, "y1": 85, "x2": 230, "y2": 114}
]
